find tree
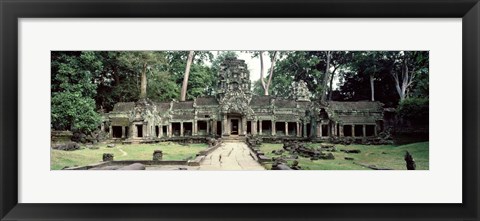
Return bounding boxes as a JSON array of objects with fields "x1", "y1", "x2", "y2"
[
  {"x1": 250, "y1": 51, "x2": 278, "y2": 95},
  {"x1": 118, "y1": 52, "x2": 166, "y2": 100},
  {"x1": 180, "y1": 51, "x2": 195, "y2": 101},
  {"x1": 51, "y1": 51, "x2": 102, "y2": 133},
  {"x1": 390, "y1": 51, "x2": 429, "y2": 101},
  {"x1": 320, "y1": 51, "x2": 331, "y2": 102}
]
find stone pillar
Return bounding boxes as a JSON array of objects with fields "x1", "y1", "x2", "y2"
[
  {"x1": 351, "y1": 124, "x2": 355, "y2": 137},
  {"x1": 109, "y1": 125, "x2": 113, "y2": 138},
  {"x1": 374, "y1": 125, "x2": 378, "y2": 136},
  {"x1": 318, "y1": 124, "x2": 322, "y2": 137},
  {"x1": 212, "y1": 120, "x2": 217, "y2": 135},
  {"x1": 272, "y1": 120, "x2": 276, "y2": 136},
  {"x1": 159, "y1": 125, "x2": 163, "y2": 138},
  {"x1": 242, "y1": 117, "x2": 247, "y2": 135},
  {"x1": 193, "y1": 120, "x2": 198, "y2": 136},
  {"x1": 121, "y1": 126, "x2": 126, "y2": 138},
  {"x1": 143, "y1": 124, "x2": 148, "y2": 138},
  {"x1": 340, "y1": 124, "x2": 344, "y2": 137},
  {"x1": 252, "y1": 120, "x2": 257, "y2": 135},
  {"x1": 362, "y1": 125, "x2": 366, "y2": 137},
  {"x1": 180, "y1": 122, "x2": 184, "y2": 137},
  {"x1": 297, "y1": 122, "x2": 301, "y2": 137},
  {"x1": 259, "y1": 120, "x2": 263, "y2": 135},
  {"x1": 285, "y1": 122, "x2": 288, "y2": 136},
  {"x1": 332, "y1": 123, "x2": 336, "y2": 137},
  {"x1": 206, "y1": 121, "x2": 210, "y2": 136},
  {"x1": 223, "y1": 115, "x2": 229, "y2": 136},
  {"x1": 303, "y1": 122, "x2": 308, "y2": 138}
]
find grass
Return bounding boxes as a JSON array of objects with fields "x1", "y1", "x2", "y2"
[
  {"x1": 51, "y1": 142, "x2": 208, "y2": 170},
  {"x1": 259, "y1": 142, "x2": 429, "y2": 170}
]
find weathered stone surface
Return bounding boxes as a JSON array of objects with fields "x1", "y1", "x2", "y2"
[
  {"x1": 102, "y1": 153, "x2": 114, "y2": 161},
  {"x1": 52, "y1": 142, "x2": 81, "y2": 151},
  {"x1": 153, "y1": 150, "x2": 163, "y2": 161},
  {"x1": 117, "y1": 163, "x2": 146, "y2": 170},
  {"x1": 404, "y1": 151, "x2": 416, "y2": 170},
  {"x1": 107, "y1": 144, "x2": 115, "y2": 148}
]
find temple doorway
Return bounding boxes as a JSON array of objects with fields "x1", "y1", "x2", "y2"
[{"x1": 231, "y1": 119, "x2": 239, "y2": 135}]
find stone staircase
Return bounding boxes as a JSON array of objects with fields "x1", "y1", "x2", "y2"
[{"x1": 222, "y1": 135, "x2": 246, "y2": 143}]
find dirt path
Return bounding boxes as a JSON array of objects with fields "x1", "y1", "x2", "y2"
[
  {"x1": 199, "y1": 142, "x2": 265, "y2": 170},
  {"x1": 117, "y1": 147, "x2": 128, "y2": 157}
]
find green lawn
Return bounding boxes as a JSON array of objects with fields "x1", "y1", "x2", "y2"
[
  {"x1": 51, "y1": 142, "x2": 208, "y2": 170},
  {"x1": 259, "y1": 142, "x2": 429, "y2": 170}
]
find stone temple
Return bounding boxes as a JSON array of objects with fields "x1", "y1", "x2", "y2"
[{"x1": 104, "y1": 58, "x2": 385, "y2": 143}]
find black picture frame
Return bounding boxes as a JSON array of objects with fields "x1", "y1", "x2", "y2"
[{"x1": 1, "y1": 0, "x2": 479, "y2": 220}]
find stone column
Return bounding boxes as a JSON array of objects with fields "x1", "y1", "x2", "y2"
[
  {"x1": 339, "y1": 124, "x2": 344, "y2": 137},
  {"x1": 259, "y1": 120, "x2": 263, "y2": 135},
  {"x1": 109, "y1": 125, "x2": 113, "y2": 138},
  {"x1": 193, "y1": 120, "x2": 198, "y2": 136},
  {"x1": 332, "y1": 123, "x2": 336, "y2": 137},
  {"x1": 374, "y1": 125, "x2": 378, "y2": 136},
  {"x1": 272, "y1": 120, "x2": 276, "y2": 136},
  {"x1": 303, "y1": 122, "x2": 308, "y2": 138},
  {"x1": 351, "y1": 124, "x2": 355, "y2": 137},
  {"x1": 180, "y1": 122, "x2": 184, "y2": 137},
  {"x1": 212, "y1": 120, "x2": 217, "y2": 135},
  {"x1": 318, "y1": 124, "x2": 322, "y2": 137},
  {"x1": 168, "y1": 124, "x2": 172, "y2": 137},
  {"x1": 159, "y1": 125, "x2": 163, "y2": 138},
  {"x1": 296, "y1": 122, "x2": 301, "y2": 137},
  {"x1": 242, "y1": 117, "x2": 247, "y2": 135},
  {"x1": 121, "y1": 126, "x2": 126, "y2": 138},
  {"x1": 143, "y1": 124, "x2": 148, "y2": 138},
  {"x1": 285, "y1": 122, "x2": 288, "y2": 136},
  {"x1": 206, "y1": 121, "x2": 210, "y2": 136},
  {"x1": 363, "y1": 125, "x2": 366, "y2": 137},
  {"x1": 223, "y1": 115, "x2": 229, "y2": 136},
  {"x1": 252, "y1": 120, "x2": 257, "y2": 135}
]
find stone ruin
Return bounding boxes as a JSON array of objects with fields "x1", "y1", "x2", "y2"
[
  {"x1": 51, "y1": 142, "x2": 80, "y2": 151},
  {"x1": 152, "y1": 150, "x2": 163, "y2": 161},
  {"x1": 282, "y1": 141, "x2": 335, "y2": 160},
  {"x1": 103, "y1": 58, "x2": 388, "y2": 145},
  {"x1": 102, "y1": 153, "x2": 114, "y2": 162},
  {"x1": 404, "y1": 151, "x2": 416, "y2": 170}
]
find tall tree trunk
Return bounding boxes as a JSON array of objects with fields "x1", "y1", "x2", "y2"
[
  {"x1": 139, "y1": 63, "x2": 147, "y2": 99},
  {"x1": 370, "y1": 74, "x2": 375, "y2": 101},
  {"x1": 328, "y1": 66, "x2": 338, "y2": 100},
  {"x1": 264, "y1": 51, "x2": 277, "y2": 96},
  {"x1": 180, "y1": 51, "x2": 194, "y2": 101},
  {"x1": 259, "y1": 51, "x2": 266, "y2": 92},
  {"x1": 321, "y1": 51, "x2": 331, "y2": 102}
]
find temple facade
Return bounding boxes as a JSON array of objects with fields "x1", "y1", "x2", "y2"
[{"x1": 104, "y1": 58, "x2": 385, "y2": 142}]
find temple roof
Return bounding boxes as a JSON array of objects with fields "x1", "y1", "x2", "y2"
[
  {"x1": 250, "y1": 95, "x2": 271, "y2": 107},
  {"x1": 172, "y1": 101, "x2": 194, "y2": 110},
  {"x1": 275, "y1": 98, "x2": 297, "y2": 108},
  {"x1": 112, "y1": 102, "x2": 135, "y2": 112},
  {"x1": 196, "y1": 97, "x2": 218, "y2": 106},
  {"x1": 155, "y1": 102, "x2": 171, "y2": 112},
  {"x1": 327, "y1": 101, "x2": 384, "y2": 112}
]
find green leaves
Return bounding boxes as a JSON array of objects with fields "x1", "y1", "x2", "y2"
[{"x1": 51, "y1": 91, "x2": 101, "y2": 133}]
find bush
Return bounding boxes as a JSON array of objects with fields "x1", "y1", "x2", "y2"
[
  {"x1": 397, "y1": 97, "x2": 429, "y2": 126},
  {"x1": 51, "y1": 91, "x2": 101, "y2": 133}
]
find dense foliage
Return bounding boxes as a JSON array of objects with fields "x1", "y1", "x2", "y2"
[{"x1": 51, "y1": 50, "x2": 429, "y2": 133}]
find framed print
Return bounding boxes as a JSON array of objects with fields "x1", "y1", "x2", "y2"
[{"x1": 1, "y1": 0, "x2": 479, "y2": 220}]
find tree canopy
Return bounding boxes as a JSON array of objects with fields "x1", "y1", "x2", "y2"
[{"x1": 51, "y1": 50, "x2": 429, "y2": 133}]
